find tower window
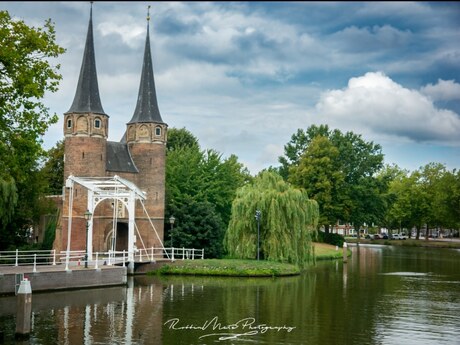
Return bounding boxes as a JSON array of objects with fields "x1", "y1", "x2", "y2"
[
  {"x1": 155, "y1": 126, "x2": 161, "y2": 136},
  {"x1": 95, "y1": 118, "x2": 101, "y2": 129},
  {"x1": 67, "y1": 119, "x2": 72, "y2": 128}
]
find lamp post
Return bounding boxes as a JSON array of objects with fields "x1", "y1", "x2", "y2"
[
  {"x1": 84, "y1": 210, "x2": 92, "y2": 268},
  {"x1": 255, "y1": 210, "x2": 261, "y2": 261},
  {"x1": 169, "y1": 216, "x2": 175, "y2": 248}
]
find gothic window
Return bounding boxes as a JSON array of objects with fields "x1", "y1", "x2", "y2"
[
  {"x1": 155, "y1": 126, "x2": 161, "y2": 136},
  {"x1": 95, "y1": 118, "x2": 101, "y2": 129},
  {"x1": 67, "y1": 119, "x2": 72, "y2": 128}
]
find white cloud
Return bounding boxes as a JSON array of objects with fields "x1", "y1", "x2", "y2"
[
  {"x1": 315, "y1": 72, "x2": 460, "y2": 144},
  {"x1": 420, "y1": 79, "x2": 460, "y2": 101},
  {"x1": 98, "y1": 20, "x2": 145, "y2": 48},
  {"x1": 330, "y1": 25, "x2": 412, "y2": 52}
]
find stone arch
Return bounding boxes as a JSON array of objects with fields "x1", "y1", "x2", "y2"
[
  {"x1": 128, "y1": 125, "x2": 135, "y2": 141},
  {"x1": 138, "y1": 124, "x2": 150, "y2": 139},
  {"x1": 76, "y1": 116, "x2": 88, "y2": 132}
]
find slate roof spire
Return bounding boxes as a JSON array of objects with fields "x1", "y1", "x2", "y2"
[
  {"x1": 128, "y1": 6, "x2": 163, "y2": 124},
  {"x1": 66, "y1": 3, "x2": 106, "y2": 115}
]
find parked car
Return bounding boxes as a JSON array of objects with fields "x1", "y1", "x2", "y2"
[
  {"x1": 373, "y1": 234, "x2": 382, "y2": 240},
  {"x1": 381, "y1": 233, "x2": 389, "y2": 240},
  {"x1": 390, "y1": 234, "x2": 401, "y2": 240},
  {"x1": 399, "y1": 233, "x2": 408, "y2": 240}
]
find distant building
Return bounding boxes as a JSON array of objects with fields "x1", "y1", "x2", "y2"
[{"x1": 53, "y1": 6, "x2": 167, "y2": 258}]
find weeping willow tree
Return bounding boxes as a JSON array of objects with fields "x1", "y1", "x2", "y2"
[
  {"x1": 225, "y1": 171, "x2": 319, "y2": 268},
  {"x1": 0, "y1": 178, "x2": 18, "y2": 226}
]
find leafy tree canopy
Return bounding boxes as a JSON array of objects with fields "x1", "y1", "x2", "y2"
[
  {"x1": 41, "y1": 139, "x2": 64, "y2": 195},
  {"x1": 166, "y1": 127, "x2": 199, "y2": 152},
  {"x1": 0, "y1": 11, "x2": 64, "y2": 249},
  {"x1": 282, "y1": 125, "x2": 385, "y2": 234},
  {"x1": 0, "y1": 11, "x2": 64, "y2": 172},
  {"x1": 165, "y1": 127, "x2": 250, "y2": 257},
  {"x1": 167, "y1": 195, "x2": 226, "y2": 258}
]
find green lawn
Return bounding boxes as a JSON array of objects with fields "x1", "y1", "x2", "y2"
[{"x1": 314, "y1": 242, "x2": 348, "y2": 260}]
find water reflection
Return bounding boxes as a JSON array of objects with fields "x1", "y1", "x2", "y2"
[{"x1": 0, "y1": 246, "x2": 459, "y2": 344}]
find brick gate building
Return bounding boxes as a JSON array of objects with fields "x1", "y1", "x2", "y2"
[{"x1": 53, "y1": 6, "x2": 167, "y2": 258}]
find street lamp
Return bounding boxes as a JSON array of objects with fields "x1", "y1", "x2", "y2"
[
  {"x1": 255, "y1": 210, "x2": 261, "y2": 261},
  {"x1": 169, "y1": 216, "x2": 175, "y2": 248},
  {"x1": 84, "y1": 210, "x2": 92, "y2": 268}
]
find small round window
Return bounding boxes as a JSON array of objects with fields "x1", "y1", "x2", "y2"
[
  {"x1": 155, "y1": 127, "x2": 161, "y2": 136},
  {"x1": 95, "y1": 118, "x2": 101, "y2": 129}
]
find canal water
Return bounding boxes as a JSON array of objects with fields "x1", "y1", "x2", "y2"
[{"x1": 0, "y1": 245, "x2": 459, "y2": 344}]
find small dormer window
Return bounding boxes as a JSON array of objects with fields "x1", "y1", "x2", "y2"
[
  {"x1": 67, "y1": 119, "x2": 72, "y2": 128},
  {"x1": 95, "y1": 118, "x2": 101, "y2": 129},
  {"x1": 155, "y1": 126, "x2": 161, "y2": 136}
]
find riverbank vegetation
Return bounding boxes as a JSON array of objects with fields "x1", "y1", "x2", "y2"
[{"x1": 346, "y1": 238, "x2": 460, "y2": 249}]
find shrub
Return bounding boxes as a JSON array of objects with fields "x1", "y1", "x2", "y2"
[{"x1": 316, "y1": 231, "x2": 345, "y2": 247}]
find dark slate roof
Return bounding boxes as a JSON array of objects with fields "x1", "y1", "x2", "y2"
[
  {"x1": 66, "y1": 6, "x2": 106, "y2": 115},
  {"x1": 106, "y1": 142, "x2": 138, "y2": 173},
  {"x1": 128, "y1": 22, "x2": 163, "y2": 124}
]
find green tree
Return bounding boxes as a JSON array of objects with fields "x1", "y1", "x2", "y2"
[
  {"x1": 289, "y1": 135, "x2": 344, "y2": 232},
  {"x1": 387, "y1": 171, "x2": 429, "y2": 239},
  {"x1": 41, "y1": 140, "x2": 64, "y2": 195},
  {"x1": 165, "y1": 128, "x2": 250, "y2": 257},
  {"x1": 0, "y1": 11, "x2": 64, "y2": 249},
  {"x1": 167, "y1": 195, "x2": 225, "y2": 258},
  {"x1": 280, "y1": 125, "x2": 385, "y2": 236},
  {"x1": 225, "y1": 171, "x2": 319, "y2": 268},
  {"x1": 335, "y1": 131, "x2": 385, "y2": 237},
  {"x1": 441, "y1": 169, "x2": 460, "y2": 232},
  {"x1": 379, "y1": 165, "x2": 410, "y2": 232},
  {"x1": 419, "y1": 163, "x2": 447, "y2": 239},
  {"x1": 278, "y1": 125, "x2": 330, "y2": 179},
  {"x1": 166, "y1": 127, "x2": 199, "y2": 151},
  {"x1": 0, "y1": 10, "x2": 64, "y2": 176}
]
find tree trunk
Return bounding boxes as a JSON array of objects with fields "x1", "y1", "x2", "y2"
[{"x1": 324, "y1": 224, "x2": 330, "y2": 234}]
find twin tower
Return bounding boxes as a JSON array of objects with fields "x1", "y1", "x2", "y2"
[{"x1": 55, "y1": 6, "x2": 167, "y2": 255}]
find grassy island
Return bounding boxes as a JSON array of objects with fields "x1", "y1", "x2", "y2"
[
  {"x1": 149, "y1": 243, "x2": 346, "y2": 277},
  {"x1": 153, "y1": 259, "x2": 301, "y2": 277}
]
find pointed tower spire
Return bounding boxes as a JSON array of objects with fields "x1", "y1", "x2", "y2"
[
  {"x1": 66, "y1": 2, "x2": 106, "y2": 115},
  {"x1": 128, "y1": 5, "x2": 163, "y2": 124}
]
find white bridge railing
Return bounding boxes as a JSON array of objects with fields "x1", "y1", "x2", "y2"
[{"x1": 0, "y1": 247, "x2": 205, "y2": 270}]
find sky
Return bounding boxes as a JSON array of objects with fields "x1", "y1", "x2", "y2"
[{"x1": 3, "y1": 1, "x2": 460, "y2": 174}]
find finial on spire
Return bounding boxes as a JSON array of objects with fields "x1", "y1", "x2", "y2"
[{"x1": 147, "y1": 5, "x2": 151, "y2": 22}]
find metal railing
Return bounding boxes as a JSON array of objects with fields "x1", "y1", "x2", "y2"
[
  {"x1": 137, "y1": 247, "x2": 205, "y2": 262},
  {"x1": 0, "y1": 249, "x2": 58, "y2": 272},
  {"x1": 0, "y1": 246, "x2": 205, "y2": 270}
]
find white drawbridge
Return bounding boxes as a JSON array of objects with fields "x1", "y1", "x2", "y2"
[{"x1": 64, "y1": 175, "x2": 168, "y2": 271}]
